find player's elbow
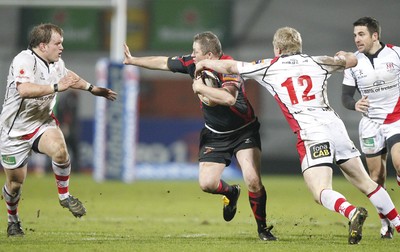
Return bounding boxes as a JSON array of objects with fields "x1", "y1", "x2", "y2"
[
  {"x1": 222, "y1": 95, "x2": 236, "y2": 106},
  {"x1": 227, "y1": 66, "x2": 238, "y2": 75}
]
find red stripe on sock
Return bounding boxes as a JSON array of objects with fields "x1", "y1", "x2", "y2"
[
  {"x1": 386, "y1": 208, "x2": 399, "y2": 221},
  {"x1": 367, "y1": 185, "x2": 382, "y2": 198},
  {"x1": 55, "y1": 174, "x2": 69, "y2": 181},
  {"x1": 248, "y1": 187, "x2": 265, "y2": 198},
  {"x1": 6, "y1": 200, "x2": 19, "y2": 206},
  {"x1": 58, "y1": 187, "x2": 69, "y2": 194},
  {"x1": 7, "y1": 209, "x2": 17, "y2": 215},
  {"x1": 379, "y1": 213, "x2": 386, "y2": 219},
  {"x1": 216, "y1": 181, "x2": 223, "y2": 193},
  {"x1": 344, "y1": 206, "x2": 356, "y2": 218},
  {"x1": 334, "y1": 198, "x2": 346, "y2": 212}
]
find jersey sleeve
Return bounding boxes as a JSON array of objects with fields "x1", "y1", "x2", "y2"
[
  {"x1": 313, "y1": 55, "x2": 345, "y2": 74},
  {"x1": 220, "y1": 73, "x2": 241, "y2": 89},
  {"x1": 342, "y1": 68, "x2": 356, "y2": 87},
  {"x1": 236, "y1": 59, "x2": 270, "y2": 80},
  {"x1": 387, "y1": 44, "x2": 400, "y2": 56},
  {"x1": 13, "y1": 53, "x2": 36, "y2": 84},
  {"x1": 167, "y1": 55, "x2": 195, "y2": 77},
  {"x1": 341, "y1": 84, "x2": 357, "y2": 110}
]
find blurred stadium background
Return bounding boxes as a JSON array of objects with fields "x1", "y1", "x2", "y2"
[{"x1": 0, "y1": 0, "x2": 399, "y2": 181}]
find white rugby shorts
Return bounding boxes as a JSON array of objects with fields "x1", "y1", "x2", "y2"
[
  {"x1": 298, "y1": 119, "x2": 360, "y2": 172},
  {"x1": 358, "y1": 117, "x2": 400, "y2": 155},
  {"x1": 0, "y1": 120, "x2": 58, "y2": 169}
]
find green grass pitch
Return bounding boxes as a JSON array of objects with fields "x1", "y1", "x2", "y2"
[{"x1": 0, "y1": 173, "x2": 399, "y2": 251}]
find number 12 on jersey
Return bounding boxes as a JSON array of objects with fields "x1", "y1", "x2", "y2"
[{"x1": 281, "y1": 75, "x2": 316, "y2": 105}]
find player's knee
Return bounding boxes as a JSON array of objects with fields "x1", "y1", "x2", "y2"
[
  {"x1": 370, "y1": 173, "x2": 384, "y2": 185},
  {"x1": 52, "y1": 143, "x2": 69, "y2": 163},
  {"x1": 245, "y1": 178, "x2": 262, "y2": 192},
  {"x1": 392, "y1": 159, "x2": 400, "y2": 173},
  {"x1": 7, "y1": 181, "x2": 23, "y2": 196},
  {"x1": 199, "y1": 180, "x2": 218, "y2": 193},
  {"x1": 199, "y1": 183, "x2": 213, "y2": 193}
]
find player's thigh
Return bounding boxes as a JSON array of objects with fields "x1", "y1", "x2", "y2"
[
  {"x1": 236, "y1": 147, "x2": 261, "y2": 173},
  {"x1": 302, "y1": 166, "x2": 333, "y2": 200},
  {"x1": 236, "y1": 148, "x2": 262, "y2": 189},
  {"x1": 390, "y1": 141, "x2": 400, "y2": 170},
  {"x1": 365, "y1": 154, "x2": 386, "y2": 173},
  {"x1": 37, "y1": 127, "x2": 67, "y2": 156},
  {"x1": 339, "y1": 157, "x2": 376, "y2": 194}
]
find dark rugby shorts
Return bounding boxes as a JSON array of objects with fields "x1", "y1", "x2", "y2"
[{"x1": 198, "y1": 119, "x2": 261, "y2": 166}]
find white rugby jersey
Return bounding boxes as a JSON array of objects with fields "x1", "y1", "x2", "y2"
[
  {"x1": 343, "y1": 44, "x2": 400, "y2": 124},
  {"x1": 237, "y1": 54, "x2": 344, "y2": 133},
  {"x1": 0, "y1": 49, "x2": 67, "y2": 137}
]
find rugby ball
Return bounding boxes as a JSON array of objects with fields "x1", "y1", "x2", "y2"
[{"x1": 198, "y1": 70, "x2": 219, "y2": 107}]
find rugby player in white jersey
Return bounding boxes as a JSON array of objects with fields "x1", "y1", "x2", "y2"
[
  {"x1": 195, "y1": 26, "x2": 400, "y2": 244},
  {"x1": 341, "y1": 17, "x2": 400, "y2": 239},
  {"x1": 0, "y1": 23, "x2": 117, "y2": 237}
]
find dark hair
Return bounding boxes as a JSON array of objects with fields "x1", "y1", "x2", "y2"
[
  {"x1": 28, "y1": 23, "x2": 63, "y2": 48},
  {"x1": 353, "y1": 17, "x2": 381, "y2": 39},
  {"x1": 193, "y1": 31, "x2": 223, "y2": 57}
]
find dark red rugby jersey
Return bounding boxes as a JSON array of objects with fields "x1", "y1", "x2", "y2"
[{"x1": 167, "y1": 54, "x2": 256, "y2": 132}]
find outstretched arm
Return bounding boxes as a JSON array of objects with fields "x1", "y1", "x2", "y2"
[
  {"x1": 335, "y1": 51, "x2": 357, "y2": 69},
  {"x1": 123, "y1": 43, "x2": 169, "y2": 71},
  {"x1": 195, "y1": 59, "x2": 239, "y2": 77},
  {"x1": 68, "y1": 70, "x2": 117, "y2": 101}
]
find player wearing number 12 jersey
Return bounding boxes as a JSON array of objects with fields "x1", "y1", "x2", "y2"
[{"x1": 195, "y1": 26, "x2": 400, "y2": 244}]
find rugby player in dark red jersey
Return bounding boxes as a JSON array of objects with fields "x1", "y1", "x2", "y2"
[{"x1": 123, "y1": 31, "x2": 276, "y2": 241}]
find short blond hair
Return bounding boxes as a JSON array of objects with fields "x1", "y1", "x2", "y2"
[{"x1": 272, "y1": 27, "x2": 302, "y2": 55}]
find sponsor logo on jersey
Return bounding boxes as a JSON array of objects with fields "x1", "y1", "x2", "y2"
[
  {"x1": 386, "y1": 62, "x2": 395, "y2": 71},
  {"x1": 2, "y1": 155, "x2": 16, "y2": 165},
  {"x1": 253, "y1": 60, "x2": 264, "y2": 64},
  {"x1": 373, "y1": 80, "x2": 385, "y2": 86},
  {"x1": 362, "y1": 137, "x2": 375, "y2": 148},
  {"x1": 222, "y1": 74, "x2": 240, "y2": 82},
  {"x1": 354, "y1": 69, "x2": 367, "y2": 79},
  {"x1": 310, "y1": 142, "x2": 331, "y2": 159},
  {"x1": 282, "y1": 59, "x2": 298, "y2": 65},
  {"x1": 17, "y1": 68, "x2": 29, "y2": 80},
  {"x1": 34, "y1": 94, "x2": 55, "y2": 101},
  {"x1": 363, "y1": 81, "x2": 396, "y2": 94}
]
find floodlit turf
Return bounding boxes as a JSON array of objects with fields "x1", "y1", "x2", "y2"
[{"x1": 0, "y1": 173, "x2": 399, "y2": 251}]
